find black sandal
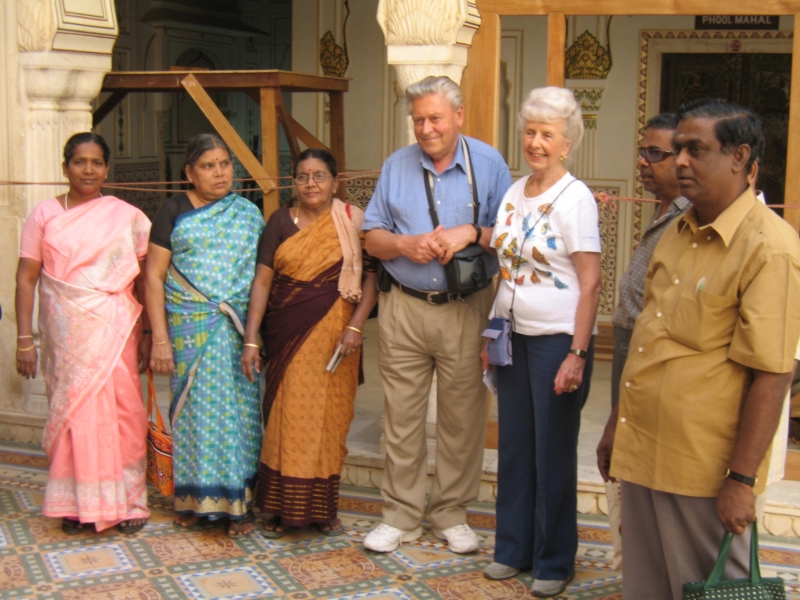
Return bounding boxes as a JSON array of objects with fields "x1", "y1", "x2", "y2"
[
  {"x1": 118, "y1": 519, "x2": 147, "y2": 534},
  {"x1": 227, "y1": 511, "x2": 256, "y2": 538},
  {"x1": 262, "y1": 516, "x2": 289, "y2": 539},
  {"x1": 62, "y1": 518, "x2": 84, "y2": 535}
]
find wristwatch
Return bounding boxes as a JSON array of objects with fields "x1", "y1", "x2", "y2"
[
  {"x1": 472, "y1": 223, "x2": 482, "y2": 244},
  {"x1": 725, "y1": 468, "x2": 757, "y2": 487},
  {"x1": 568, "y1": 348, "x2": 588, "y2": 359}
]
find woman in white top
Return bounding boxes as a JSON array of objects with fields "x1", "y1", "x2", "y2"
[{"x1": 481, "y1": 87, "x2": 602, "y2": 597}]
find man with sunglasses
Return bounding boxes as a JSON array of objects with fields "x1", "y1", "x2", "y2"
[{"x1": 610, "y1": 113, "x2": 690, "y2": 409}]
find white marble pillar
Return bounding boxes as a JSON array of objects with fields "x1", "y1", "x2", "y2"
[
  {"x1": 0, "y1": 0, "x2": 117, "y2": 442},
  {"x1": 378, "y1": 0, "x2": 481, "y2": 145}
]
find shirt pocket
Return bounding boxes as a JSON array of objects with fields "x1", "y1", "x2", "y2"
[{"x1": 668, "y1": 288, "x2": 738, "y2": 352}]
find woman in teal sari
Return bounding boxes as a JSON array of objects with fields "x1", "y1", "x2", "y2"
[{"x1": 145, "y1": 133, "x2": 264, "y2": 536}]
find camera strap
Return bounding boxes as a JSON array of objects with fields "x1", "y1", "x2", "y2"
[{"x1": 423, "y1": 136, "x2": 479, "y2": 228}]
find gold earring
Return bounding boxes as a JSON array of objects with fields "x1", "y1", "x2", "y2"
[{"x1": 560, "y1": 155, "x2": 568, "y2": 162}]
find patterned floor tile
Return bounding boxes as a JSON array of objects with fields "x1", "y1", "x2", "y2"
[
  {"x1": 24, "y1": 515, "x2": 117, "y2": 546},
  {"x1": 43, "y1": 542, "x2": 135, "y2": 579},
  {"x1": 0, "y1": 554, "x2": 31, "y2": 591},
  {"x1": 5, "y1": 447, "x2": 800, "y2": 599},
  {"x1": 178, "y1": 565, "x2": 278, "y2": 599},
  {"x1": 278, "y1": 546, "x2": 386, "y2": 591},
  {"x1": 423, "y1": 570, "x2": 531, "y2": 599},
  {"x1": 11, "y1": 489, "x2": 43, "y2": 512},
  {"x1": 328, "y1": 587, "x2": 415, "y2": 600},
  {"x1": 146, "y1": 530, "x2": 247, "y2": 567},
  {"x1": 59, "y1": 578, "x2": 163, "y2": 599}
]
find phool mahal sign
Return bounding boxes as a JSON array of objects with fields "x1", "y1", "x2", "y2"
[{"x1": 695, "y1": 15, "x2": 780, "y2": 30}]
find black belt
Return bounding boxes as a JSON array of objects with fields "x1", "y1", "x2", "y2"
[{"x1": 392, "y1": 282, "x2": 471, "y2": 305}]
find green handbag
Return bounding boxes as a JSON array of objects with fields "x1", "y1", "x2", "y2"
[{"x1": 683, "y1": 522, "x2": 785, "y2": 600}]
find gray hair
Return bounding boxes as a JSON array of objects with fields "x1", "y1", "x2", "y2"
[
  {"x1": 519, "y1": 87, "x2": 584, "y2": 151},
  {"x1": 405, "y1": 76, "x2": 463, "y2": 114}
]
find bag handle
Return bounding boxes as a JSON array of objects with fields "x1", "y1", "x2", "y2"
[
  {"x1": 703, "y1": 522, "x2": 762, "y2": 590},
  {"x1": 146, "y1": 369, "x2": 167, "y2": 433}
]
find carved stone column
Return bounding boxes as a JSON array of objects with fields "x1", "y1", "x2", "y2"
[
  {"x1": 564, "y1": 30, "x2": 611, "y2": 180},
  {"x1": 565, "y1": 80, "x2": 605, "y2": 179},
  {"x1": 377, "y1": 0, "x2": 481, "y2": 145},
  {"x1": 0, "y1": 0, "x2": 117, "y2": 442}
]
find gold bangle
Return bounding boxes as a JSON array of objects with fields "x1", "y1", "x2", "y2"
[
  {"x1": 345, "y1": 325, "x2": 362, "y2": 335},
  {"x1": 243, "y1": 343, "x2": 261, "y2": 349},
  {"x1": 17, "y1": 345, "x2": 35, "y2": 352},
  {"x1": 153, "y1": 341, "x2": 170, "y2": 346}
]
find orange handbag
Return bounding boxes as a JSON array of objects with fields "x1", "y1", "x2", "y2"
[{"x1": 146, "y1": 369, "x2": 174, "y2": 497}]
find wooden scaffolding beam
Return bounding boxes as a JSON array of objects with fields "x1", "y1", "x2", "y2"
[
  {"x1": 469, "y1": 0, "x2": 800, "y2": 232},
  {"x1": 93, "y1": 69, "x2": 349, "y2": 219}
]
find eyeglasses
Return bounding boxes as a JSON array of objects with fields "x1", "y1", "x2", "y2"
[
  {"x1": 638, "y1": 147, "x2": 677, "y2": 164},
  {"x1": 294, "y1": 173, "x2": 332, "y2": 185}
]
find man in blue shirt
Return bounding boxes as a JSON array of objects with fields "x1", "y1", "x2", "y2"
[{"x1": 363, "y1": 76, "x2": 512, "y2": 554}]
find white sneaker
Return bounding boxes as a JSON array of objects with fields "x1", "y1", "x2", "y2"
[
  {"x1": 363, "y1": 523, "x2": 422, "y2": 553},
  {"x1": 432, "y1": 523, "x2": 480, "y2": 554}
]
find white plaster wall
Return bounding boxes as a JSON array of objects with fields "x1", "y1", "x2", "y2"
[{"x1": 0, "y1": 0, "x2": 28, "y2": 418}]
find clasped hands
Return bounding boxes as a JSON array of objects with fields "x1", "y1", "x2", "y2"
[{"x1": 402, "y1": 224, "x2": 477, "y2": 265}]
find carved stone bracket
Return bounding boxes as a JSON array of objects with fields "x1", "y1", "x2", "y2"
[
  {"x1": 378, "y1": 0, "x2": 481, "y2": 145},
  {"x1": 566, "y1": 79, "x2": 606, "y2": 180},
  {"x1": 20, "y1": 51, "x2": 111, "y2": 206}
]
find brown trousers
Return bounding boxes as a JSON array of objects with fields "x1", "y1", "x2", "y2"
[
  {"x1": 377, "y1": 285, "x2": 492, "y2": 532},
  {"x1": 621, "y1": 480, "x2": 752, "y2": 600}
]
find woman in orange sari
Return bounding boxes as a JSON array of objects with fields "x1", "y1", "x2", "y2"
[
  {"x1": 241, "y1": 148, "x2": 378, "y2": 537},
  {"x1": 15, "y1": 132, "x2": 151, "y2": 534}
]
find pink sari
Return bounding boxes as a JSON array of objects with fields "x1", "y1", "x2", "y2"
[{"x1": 36, "y1": 196, "x2": 151, "y2": 531}]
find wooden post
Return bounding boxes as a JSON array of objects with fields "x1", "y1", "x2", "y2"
[
  {"x1": 274, "y1": 89, "x2": 301, "y2": 162},
  {"x1": 784, "y1": 14, "x2": 800, "y2": 232},
  {"x1": 180, "y1": 75, "x2": 276, "y2": 203},
  {"x1": 546, "y1": 12, "x2": 567, "y2": 87},
  {"x1": 328, "y1": 91, "x2": 346, "y2": 173},
  {"x1": 260, "y1": 87, "x2": 281, "y2": 217},
  {"x1": 461, "y1": 12, "x2": 501, "y2": 146}
]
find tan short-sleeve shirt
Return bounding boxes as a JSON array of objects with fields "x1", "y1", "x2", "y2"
[{"x1": 610, "y1": 188, "x2": 800, "y2": 497}]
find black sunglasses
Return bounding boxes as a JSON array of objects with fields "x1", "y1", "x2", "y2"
[{"x1": 638, "y1": 147, "x2": 677, "y2": 164}]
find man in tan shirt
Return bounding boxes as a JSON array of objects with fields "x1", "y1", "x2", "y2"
[{"x1": 596, "y1": 99, "x2": 800, "y2": 600}]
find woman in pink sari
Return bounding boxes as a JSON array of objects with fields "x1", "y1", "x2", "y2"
[{"x1": 15, "y1": 132, "x2": 152, "y2": 534}]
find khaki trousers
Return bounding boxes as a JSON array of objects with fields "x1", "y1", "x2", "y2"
[
  {"x1": 377, "y1": 285, "x2": 492, "y2": 532},
  {"x1": 621, "y1": 481, "x2": 751, "y2": 600}
]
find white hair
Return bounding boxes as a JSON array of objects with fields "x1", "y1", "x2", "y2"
[
  {"x1": 519, "y1": 87, "x2": 584, "y2": 151},
  {"x1": 405, "y1": 76, "x2": 462, "y2": 114}
]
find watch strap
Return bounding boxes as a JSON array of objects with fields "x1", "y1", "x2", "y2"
[
  {"x1": 473, "y1": 223, "x2": 482, "y2": 244},
  {"x1": 568, "y1": 348, "x2": 588, "y2": 359},
  {"x1": 725, "y1": 468, "x2": 757, "y2": 487}
]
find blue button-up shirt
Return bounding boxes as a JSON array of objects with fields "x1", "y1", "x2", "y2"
[{"x1": 363, "y1": 135, "x2": 512, "y2": 291}]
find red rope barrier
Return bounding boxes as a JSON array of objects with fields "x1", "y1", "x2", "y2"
[{"x1": 3, "y1": 177, "x2": 800, "y2": 210}]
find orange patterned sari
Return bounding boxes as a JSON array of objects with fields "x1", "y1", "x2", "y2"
[{"x1": 255, "y1": 211, "x2": 360, "y2": 526}]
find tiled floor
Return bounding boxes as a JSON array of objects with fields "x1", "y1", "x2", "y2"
[{"x1": 4, "y1": 445, "x2": 800, "y2": 599}]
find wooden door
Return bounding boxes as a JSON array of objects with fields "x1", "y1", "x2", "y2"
[{"x1": 660, "y1": 53, "x2": 791, "y2": 211}]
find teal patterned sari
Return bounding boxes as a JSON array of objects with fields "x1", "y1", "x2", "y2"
[{"x1": 165, "y1": 193, "x2": 264, "y2": 519}]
